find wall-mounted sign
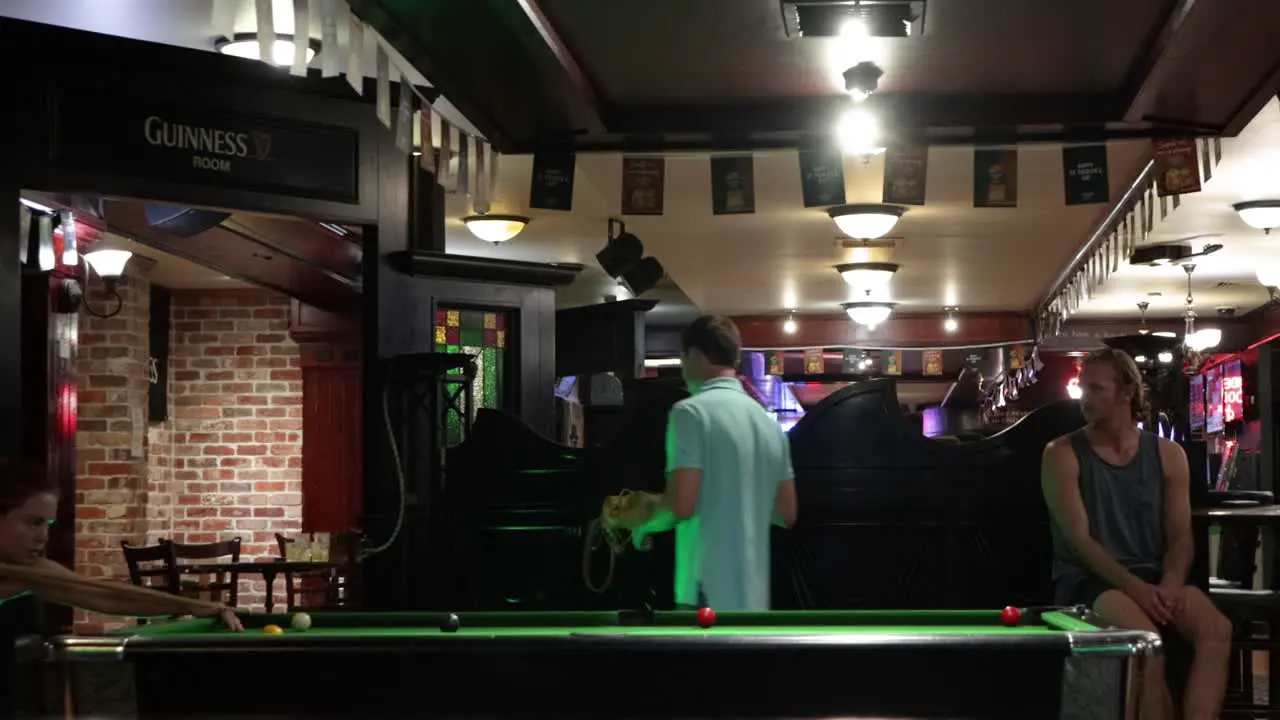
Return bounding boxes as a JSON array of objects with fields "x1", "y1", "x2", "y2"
[{"x1": 52, "y1": 95, "x2": 359, "y2": 202}]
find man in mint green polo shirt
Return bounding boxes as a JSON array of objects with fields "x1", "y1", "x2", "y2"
[{"x1": 623, "y1": 315, "x2": 796, "y2": 611}]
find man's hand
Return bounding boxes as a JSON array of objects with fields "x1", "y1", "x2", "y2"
[
  {"x1": 631, "y1": 529, "x2": 653, "y2": 551},
  {"x1": 602, "y1": 492, "x2": 660, "y2": 530},
  {"x1": 1125, "y1": 581, "x2": 1174, "y2": 626},
  {"x1": 1156, "y1": 578, "x2": 1186, "y2": 620}
]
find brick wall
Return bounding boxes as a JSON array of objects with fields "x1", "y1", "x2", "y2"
[
  {"x1": 167, "y1": 289, "x2": 303, "y2": 608},
  {"x1": 74, "y1": 275, "x2": 152, "y2": 633},
  {"x1": 74, "y1": 282, "x2": 303, "y2": 632}
]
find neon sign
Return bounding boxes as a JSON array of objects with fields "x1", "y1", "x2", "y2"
[{"x1": 1223, "y1": 365, "x2": 1244, "y2": 423}]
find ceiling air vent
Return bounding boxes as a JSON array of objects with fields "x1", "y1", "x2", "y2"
[{"x1": 781, "y1": 1, "x2": 926, "y2": 38}]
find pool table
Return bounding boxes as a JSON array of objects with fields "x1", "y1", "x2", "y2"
[{"x1": 42, "y1": 608, "x2": 1159, "y2": 719}]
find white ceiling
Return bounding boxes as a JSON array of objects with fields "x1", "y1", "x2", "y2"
[
  {"x1": 1073, "y1": 98, "x2": 1280, "y2": 319},
  {"x1": 446, "y1": 143, "x2": 1151, "y2": 316},
  {"x1": 0, "y1": 0, "x2": 478, "y2": 135}
]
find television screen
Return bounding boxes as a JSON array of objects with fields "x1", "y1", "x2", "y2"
[
  {"x1": 1205, "y1": 365, "x2": 1224, "y2": 434},
  {"x1": 1188, "y1": 375, "x2": 1205, "y2": 432},
  {"x1": 1223, "y1": 359, "x2": 1244, "y2": 424}
]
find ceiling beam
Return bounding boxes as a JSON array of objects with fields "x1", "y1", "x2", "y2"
[
  {"x1": 602, "y1": 93, "x2": 1125, "y2": 138},
  {"x1": 512, "y1": 0, "x2": 607, "y2": 135},
  {"x1": 1120, "y1": 0, "x2": 1280, "y2": 134},
  {"x1": 1120, "y1": 0, "x2": 1200, "y2": 124}
]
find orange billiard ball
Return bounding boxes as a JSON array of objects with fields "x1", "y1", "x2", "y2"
[{"x1": 262, "y1": 624, "x2": 285, "y2": 634}]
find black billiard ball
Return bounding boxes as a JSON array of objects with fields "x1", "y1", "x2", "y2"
[{"x1": 440, "y1": 613, "x2": 460, "y2": 632}]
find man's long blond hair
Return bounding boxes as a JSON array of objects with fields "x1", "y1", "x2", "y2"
[{"x1": 1081, "y1": 348, "x2": 1147, "y2": 417}]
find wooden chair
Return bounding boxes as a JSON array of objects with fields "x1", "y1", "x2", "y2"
[
  {"x1": 170, "y1": 537, "x2": 242, "y2": 608},
  {"x1": 275, "y1": 532, "x2": 362, "y2": 611},
  {"x1": 120, "y1": 541, "x2": 180, "y2": 594}
]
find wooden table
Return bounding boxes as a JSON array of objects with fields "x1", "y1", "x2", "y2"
[{"x1": 177, "y1": 561, "x2": 337, "y2": 613}]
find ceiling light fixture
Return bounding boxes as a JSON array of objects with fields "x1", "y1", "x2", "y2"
[
  {"x1": 463, "y1": 214, "x2": 530, "y2": 243},
  {"x1": 943, "y1": 307, "x2": 959, "y2": 333},
  {"x1": 835, "y1": 261, "x2": 899, "y2": 290},
  {"x1": 1232, "y1": 200, "x2": 1280, "y2": 234},
  {"x1": 783, "y1": 312, "x2": 798, "y2": 334},
  {"x1": 215, "y1": 33, "x2": 318, "y2": 67},
  {"x1": 843, "y1": 61, "x2": 884, "y2": 102},
  {"x1": 827, "y1": 203, "x2": 905, "y2": 240},
  {"x1": 835, "y1": 106, "x2": 886, "y2": 156},
  {"x1": 842, "y1": 300, "x2": 896, "y2": 328}
]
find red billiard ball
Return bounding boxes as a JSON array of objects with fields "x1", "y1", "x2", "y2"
[
  {"x1": 1000, "y1": 606, "x2": 1022, "y2": 626},
  {"x1": 696, "y1": 607, "x2": 716, "y2": 628}
]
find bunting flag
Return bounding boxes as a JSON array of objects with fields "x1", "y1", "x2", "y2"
[{"x1": 293, "y1": 2, "x2": 507, "y2": 208}]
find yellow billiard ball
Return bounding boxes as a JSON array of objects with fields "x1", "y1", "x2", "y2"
[
  {"x1": 291, "y1": 613, "x2": 312, "y2": 631},
  {"x1": 262, "y1": 624, "x2": 284, "y2": 634}
]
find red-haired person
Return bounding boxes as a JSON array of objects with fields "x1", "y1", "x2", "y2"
[{"x1": 0, "y1": 458, "x2": 241, "y2": 629}]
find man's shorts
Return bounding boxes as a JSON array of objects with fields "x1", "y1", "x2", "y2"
[{"x1": 1054, "y1": 566, "x2": 1162, "y2": 609}]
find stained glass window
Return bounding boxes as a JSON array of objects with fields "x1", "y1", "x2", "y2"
[{"x1": 434, "y1": 307, "x2": 509, "y2": 446}]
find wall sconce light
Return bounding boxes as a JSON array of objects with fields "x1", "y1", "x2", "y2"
[{"x1": 57, "y1": 247, "x2": 133, "y2": 318}]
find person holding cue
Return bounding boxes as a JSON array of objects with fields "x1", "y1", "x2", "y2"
[{"x1": 0, "y1": 457, "x2": 242, "y2": 629}]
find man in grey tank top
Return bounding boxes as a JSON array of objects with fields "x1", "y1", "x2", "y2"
[{"x1": 1042, "y1": 348, "x2": 1230, "y2": 720}]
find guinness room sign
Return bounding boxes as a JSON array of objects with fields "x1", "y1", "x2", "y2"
[{"x1": 52, "y1": 96, "x2": 359, "y2": 203}]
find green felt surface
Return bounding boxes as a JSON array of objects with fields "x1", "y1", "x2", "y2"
[
  {"x1": 119, "y1": 609, "x2": 1100, "y2": 638},
  {"x1": 199, "y1": 625, "x2": 1064, "y2": 637}
]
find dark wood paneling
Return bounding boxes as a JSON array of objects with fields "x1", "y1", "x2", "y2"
[
  {"x1": 222, "y1": 213, "x2": 362, "y2": 284},
  {"x1": 299, "y1": 343, "x2": 364, "y2": 533},
  {"x1": 21, "y1": 266, "x2": 77, "y2": 633},
  {"x1": 11, "y1": 25, "x2": 382, "y2": 225},
  {"x1": 290, "y1": 299, "x2": 361, "y2": 343},
  {"x1": 733, "y1": 312, "x2": 1034, "y2": 350},
  {"x1": 102, "y1": 201, "x2": 359, "y2": 314},
  {"x1": 1, "y1": 180, "x2": 19, "y2": 458},
  {"x1": 290, "y1": 300, "x2": 363, "y2": 534},
  {"x1": 556, "y1": 299, "x2": 655, "y2": 378}
]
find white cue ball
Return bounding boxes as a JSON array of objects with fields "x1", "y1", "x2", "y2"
[{"x1": 290, "y1": 612, "x2": 312, "y2": 630}]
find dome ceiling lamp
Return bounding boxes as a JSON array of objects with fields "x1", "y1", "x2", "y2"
[
  {"x1": 1257, "y1": 263, "x2": 1280, "y2": 306},
  {"x1": 827, "y1": 203, "x2": 906, "y2": 240},
  {"x1": 1232, "y1": 200, "x2": 1280, "y2": 234},
  {"x1": 462, "y1": 214, "x2": 531, "y2": 244},
  {"x1": 835, "y1": 262, "x2": 899, "y2": 291},
  {"x1": 215, "y1": 33, "x2": 319, "y2": 67},
  {"x1": 841, "y1": 299, "x2": 896, "y2": 328}
]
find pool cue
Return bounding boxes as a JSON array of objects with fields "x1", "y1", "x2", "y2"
[{"x1": 0, "y1": 561, "x2": 229, "y2": 616}]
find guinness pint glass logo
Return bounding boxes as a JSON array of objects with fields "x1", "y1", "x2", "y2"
[{"x1": 143, "y1": 115, "x2": 271, "y2": 173}]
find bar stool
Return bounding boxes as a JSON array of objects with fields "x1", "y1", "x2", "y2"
[{"x1": 1206, "y1": 490, "x2": 1279, "y2": 716}]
